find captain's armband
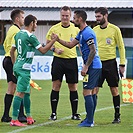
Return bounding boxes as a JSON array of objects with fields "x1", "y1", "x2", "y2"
[{"x1": 87, "y1": 38, "x2": 94, "y2": 46}]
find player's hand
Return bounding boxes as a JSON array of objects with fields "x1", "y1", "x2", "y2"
[
  {"x1": 119, "y1": 66, "x2": 125, "y2": 78},
  {"x1": 81, "y1": 64, "x2": 88, "y2": 76},
  {"x1": 55, "y1": 48, "x2": 64, "y2": 55},
  {"x1": 51, "y1": 33, "x2": 59, "y2": 41}
]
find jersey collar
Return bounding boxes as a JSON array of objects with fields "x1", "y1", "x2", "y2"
[{"x1": 14, "y1": 24, "x2": 20, "y2": 29}]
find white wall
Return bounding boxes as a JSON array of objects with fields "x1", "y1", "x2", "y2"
[
  {"x1": 33, "y1": 25, "x2": 52, "y2": 44},
  {"x1": 4, "y1": 24, "x2": 52, "y2": 45}
]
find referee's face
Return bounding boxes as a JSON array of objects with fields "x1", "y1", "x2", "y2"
[
  {"x1": 60, "y1": 10, "x2": 71, "y2": 25},
  {"x1": 18, "y1": 13, "x2": 25, "y2": 27},
  {"x1": 95, "y1": 12, "x2": 106, "y2": 25}
]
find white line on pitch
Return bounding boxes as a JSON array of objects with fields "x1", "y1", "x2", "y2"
[{"x1": 7, "y1": 104, "x2": 130, "y2": 133}]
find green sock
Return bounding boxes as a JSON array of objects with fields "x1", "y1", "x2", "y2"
[
  {"x1": 12, "y1": 96, "x2": 23, "y2": 120},
  {"x1": 24, "y1": 93, "x2": 31, "y2": 117}
]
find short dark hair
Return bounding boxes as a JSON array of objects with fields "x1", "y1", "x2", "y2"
[
  {"x1": 60, "y1": 6, "x2": 71, "y2": 12},
  {"x1": 24, "y1": 14, "x2": 37, "y2": 26},
  {"x1": 95, "y1": 7, "x2": 108, "y2": 15},
  {"x1": 74, "y1": 10, "x2": 87, "y2": 22},
  {"x1": 10, "y1": 9, "x2": 24, "y2": 21}
]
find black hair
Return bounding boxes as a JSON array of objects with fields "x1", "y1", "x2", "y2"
[
  {"x1": 95, "y1": 7, "x2": 108, "y2": 15},
  {"x1": 24, "y1": 14, "x2": 37, "y2": 26},
  {"x1": 74, "y1": 10, "x2": 87, "y2": 22},
  {"x1": 10, "y1": 9, "x2": 24, "y2": 21}
]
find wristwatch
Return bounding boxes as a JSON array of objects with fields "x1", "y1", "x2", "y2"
[{"x1": 51, "y1": 47, "x2": 55, "y2": 52}]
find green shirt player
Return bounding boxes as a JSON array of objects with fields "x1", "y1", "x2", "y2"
[
  {"x1": 10, "y1": 14, "x2": 56, "y2": 127},
  {"x1": 93, "y1": 7, "x2": 126, "y2": 124}
]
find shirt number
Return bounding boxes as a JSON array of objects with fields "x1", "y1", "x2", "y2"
[{"x1": 18, "y1": 39, "x2": 22, "y2": 54}]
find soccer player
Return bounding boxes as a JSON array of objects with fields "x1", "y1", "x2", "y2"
[
  {"x1": 1, "y1": 9, "x2": 27, "y2": 122},
  {"x1": 10, "y1": 14, "x2": 56, "y2": 126},
  {"x1": 46, "y1": 6, "x2": 81, "y2": 120},
  {"x1": 52, "y1": 10, "x2": 102, "y2": 127},
  {"x1": 93, "y1": 7, "x2": 126, "y2": 123}
]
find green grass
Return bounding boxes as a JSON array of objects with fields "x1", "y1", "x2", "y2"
[{"x1": 0, "y1": 80, "x2": 132, "y2": 133}]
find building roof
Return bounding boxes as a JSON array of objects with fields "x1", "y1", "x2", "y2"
[
  {"x1": 0, "y1": 0, "x2": 132, "y2": 21},
  {"x1": 0, "y1": 0, "x2": 133, "y2": 8},
  {"x1": 0, "y1": 9, "x2": 96, "y2": 21}
]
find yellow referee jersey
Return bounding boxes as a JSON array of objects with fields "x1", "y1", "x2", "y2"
[
  {"x1": 93, "y1": 23, "x2": 125, "y2": 65},
  {"x1": 3, "y1": 25, "x2": 20, "y2": 57},
  {"x1": 46, "y1": 22, "x2": 79, "y2": 58}
]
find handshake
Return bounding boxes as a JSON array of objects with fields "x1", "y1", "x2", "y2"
[
  {"x1": 51, "y1": 33, "x2": 59, "y2": 41},
  {"x1": 50, "y1": 33, "x2": 70, "y2": 49}
]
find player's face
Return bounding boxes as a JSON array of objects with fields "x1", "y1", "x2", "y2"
[
  {"x1": 60, "y1": 10, "x2": 71, "y2": 25},
  {"x1": 73, "y1": 13, "x2": 80, "y2": 28},
  {"x1": 32, "y1": 20, "x2": 37, "y2": 32},
  {"x1": 18, "y1": 13, "x2": 25, "y2": 27},
  {"x1": 95, "y1": 12, "x2": 106, "y2": 25}
]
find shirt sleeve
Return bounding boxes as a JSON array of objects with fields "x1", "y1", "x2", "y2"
[
  {"x1": 29, "y1": 35, "x2": 41, "y2": 49},
  {"x1": 11, "y1": 35, "x2": 16, "y2": 47},
  {"x1": 84, "y1": 31, "x2": 94, "y2": 42},
  {"x1": 116, "y1": 27, "x2": 126, "y2": 65},
  {"x1": 75, "y1": 32, "x2": 80, "y2": 41}
]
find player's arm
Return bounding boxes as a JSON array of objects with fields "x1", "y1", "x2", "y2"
[
  {"x1": 45, "y1": 40, "x2": 55, "y2": 51},
  {"x1": 45, "y1": 40, "x2": 64, "y2": 55},
  {"x1": 81, "y1": 39, "x2": 96, "y2": 76},
  {"x1": 58, "y1": 38, "x2": 79, "y2": 48},
  {"x1": 85, "y1": 43, "x2": 96, "y2": 67},
  {"x1": 38, "y1": 38, "x2": 56, "y2": 54},
  {"x1": 52, "y1": 33, "x2": 79, "y2": 48},
  {"x1": 10, "y1": 46, "x2": 16, "y2": 64}
]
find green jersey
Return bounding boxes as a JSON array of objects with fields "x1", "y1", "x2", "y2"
[{"x1": 13, "y1": 29, "x2": 41, "y2": 71}]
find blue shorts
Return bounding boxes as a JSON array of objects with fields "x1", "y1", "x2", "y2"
[{"x1": 83, "y1": 68, "x2": 101, "y2": 89}]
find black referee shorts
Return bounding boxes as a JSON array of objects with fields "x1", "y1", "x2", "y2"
[
  {"x1": 98, "y1": 58, "x2": 119, "y2": 87},
  {"x1": 51, "y1": 56, "x2": 78, "y2": 83},
  {"x1": 3, "y1": 56, "x2": 17, "y2": 83}
]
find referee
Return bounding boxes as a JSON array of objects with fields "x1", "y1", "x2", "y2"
[
  {"x1": 46, "y1": 6, "x2": 81, "y2": 121},
  {"x1": 93, "y1": 7, "x2": 126, "y2": 124},
  {"x1": 1, "y1": 9, "x2": 26, "y2": 122}
]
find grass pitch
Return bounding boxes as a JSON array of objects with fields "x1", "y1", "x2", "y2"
[{"x1": 0, "y1": 79, "x2": 132, "y2": 133}]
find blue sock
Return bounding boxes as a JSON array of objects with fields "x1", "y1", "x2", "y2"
[
  {"x1": 84, "y1": 95, "x2": 94, "y2": 124},
  {"x1": 92, "y1": 94, "x2": 97, "y2": 116}
]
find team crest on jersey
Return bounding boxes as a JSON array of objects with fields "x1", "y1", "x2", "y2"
[{"x1": 106, "y1": 38, "x2": 112, "y2": 44}]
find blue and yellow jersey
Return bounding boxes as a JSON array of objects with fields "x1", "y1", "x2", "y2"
[
  {"x1": 46, "y1": 22, "x2": 79, "y2": 58},
  {"x1": 93, "y1": 23, "x2": 125, "y2": 65},
  {"x1": 3, "y1": 24, "x2": 20, "y2": 57}
]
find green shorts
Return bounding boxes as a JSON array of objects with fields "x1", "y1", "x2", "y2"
[{"x1": 14, "y1": 68, "x2": 31, "y2": 93}]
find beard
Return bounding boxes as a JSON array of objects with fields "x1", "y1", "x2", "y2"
[
  {"x1": 97, "y1": 18, "x2": 106, "y2": 25},
  {"x1": 74, "y1": 23, "x2": 80, "y2": 28}
]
